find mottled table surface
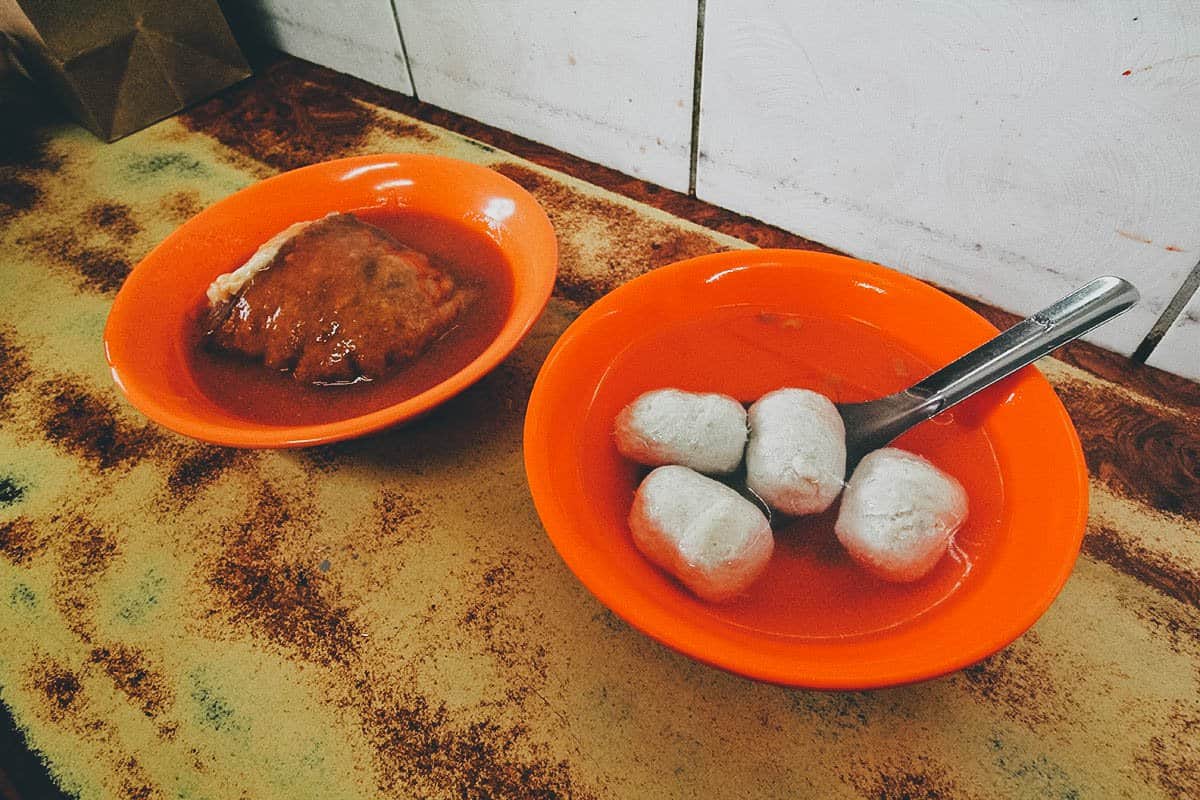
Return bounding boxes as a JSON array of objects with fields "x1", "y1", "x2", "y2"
[{"x1": 1, "y1": 57, "x2": 1198, "y2": 799}]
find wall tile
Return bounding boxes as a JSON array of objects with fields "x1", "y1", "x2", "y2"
[
  {"x1": 1146, "y1": 279, "x2": 1200, "y2": 380},
  {"x1": 242, "y1": 0, "x2": 413, "y2": 94},
  {"x1": 394, "y1": 0, "x2": 696, "y2": 192},
  {"x1": 697, "y1": 0, "x2": 1200, "y2": 359}
]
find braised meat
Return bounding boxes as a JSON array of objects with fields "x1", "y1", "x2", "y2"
[{"x1": 205, "y1": 213, "x2": 467, "y2": 384}]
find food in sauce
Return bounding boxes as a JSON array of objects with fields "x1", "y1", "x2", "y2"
[
  {"x1": 834, "y1": 448, "x2": 969, "y2": 583},
  {"x1": 188, "y1": 209, "x2": 512, "y2": 427},
  {"x1": 745, "y1": 388, "x2": 846, "y2": 515},
  {"x1": 629, "y1": 465, "x2": 773, "y2": 602},
  {"x1": 205, "y1": 213, "x2": 467, "y2": 384},
  {"x1": 615, "y1": 389, "x2": 747, "y2": 475}
]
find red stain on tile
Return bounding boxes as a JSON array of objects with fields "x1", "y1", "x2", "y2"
[{"x1": 1116, "y1": 230, "x2": 1153, "y2": 245}]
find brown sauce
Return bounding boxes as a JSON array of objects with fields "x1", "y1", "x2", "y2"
[{"x1": 183, "y1": 208, "x2": 513, "y2": 426}]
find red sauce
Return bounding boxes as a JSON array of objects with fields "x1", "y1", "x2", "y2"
[
  {"x1": 184, "y1": 208, "x2": 513, "y2": 426},
  {"x1": 580, "y1": 308, "x2": 1007, "y2": 640}
]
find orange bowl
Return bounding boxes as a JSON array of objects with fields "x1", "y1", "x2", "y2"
[
  {"x1": 104, "y1": 154, "x2": 557, "y2": 448},
  {"x1": 523, "y1": 250, "x2": 1087, "y2": 688}
]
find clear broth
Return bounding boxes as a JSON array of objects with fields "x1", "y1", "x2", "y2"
[{"x1": 581, "y1": 307, "x2": 1006, "y2": 640}]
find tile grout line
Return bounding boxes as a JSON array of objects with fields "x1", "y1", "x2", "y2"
[
  {"x1": 389, "y1": 0, "x2": 420, "y2": 102},
  {"x1": 1131, "y1": 254, "x2": 1200, "y2": 363},
  {"x1": 688, "y1": 0, "x2": 706, "y2": 197}
]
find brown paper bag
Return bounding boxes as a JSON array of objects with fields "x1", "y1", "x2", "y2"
[{"x1": 0, "y1": 0, "x2": 250, "y2": 141}]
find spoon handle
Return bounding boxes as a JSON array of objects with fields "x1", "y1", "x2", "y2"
[{"x1": 910, "y1": 276, "x2": 1140, "y2": 413}]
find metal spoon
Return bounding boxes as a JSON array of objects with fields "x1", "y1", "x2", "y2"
[
  {"x1": 836, "y1": 274, "x2": 1138, "y2": 472},
  {"x1": 735, "y1": 275, "x2": 1140, "y2": 517}
]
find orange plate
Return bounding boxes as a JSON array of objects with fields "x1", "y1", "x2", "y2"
[
  {"x1": 523, "y1": 250, "x2": 1088, "y2": 689},
  {"x1": 104, "y1": 154, "x2": 557, "y2": 448}
]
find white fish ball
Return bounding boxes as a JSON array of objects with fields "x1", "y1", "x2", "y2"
[
  {"x1": 835, "y1": 448, "x2": 969, "y2": 583},
  {"x1": 745, "y1": 388, "x2": 846, "y2": 515},
  {"x1": 615, "y1": 389, "x2": 747, "y2": 475},
  {"x1": 629, "y1": 465, "x2": 773, "y2": 602}
]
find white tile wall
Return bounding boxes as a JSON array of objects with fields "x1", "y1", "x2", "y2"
[
  {"x1": 243, "y1": 0, "x2": 413, "y2": 94},
  {"x1": 1147, "y1": 275, "x2": 1200, "y2": 381},
  {"x1": 696, "y1": 0, "x2": 1200, "y2": 360},
  {"x1": 228, "y1": 0, "x2": 1200, "y2": 378},
  {"x1": 392, "y1": 0, "x2": 697, "y2": 192}
]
